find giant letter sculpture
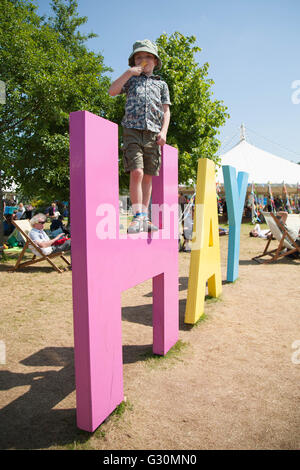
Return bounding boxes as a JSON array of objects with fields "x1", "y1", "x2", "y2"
[
  {"x1": 70, "y1": 111, "x2": 178, "y2": 432},
  {"x1": 222, "y1": 165, "x2": 249, "y2": 282},
  {"x1": 184, "y1": 159, "x2": 222, "y2": 324}
]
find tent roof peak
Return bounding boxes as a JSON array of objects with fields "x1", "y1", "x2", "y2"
[{"x1": 240, "y1": 123, "x2": 246, "y2": 142}]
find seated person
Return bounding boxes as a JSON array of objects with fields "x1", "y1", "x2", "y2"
[
  {"x1": 24, "y1": 204, "x2": 33, "y2": 219},
  {"x1": 46, "y1": 202, "x2": 60, "y2": 220},
  {"x1": 50, "y1": 215, "x2": 70, "y2": 236},
  {"x1": 29, "y1": 213, "x2": 71, "y2": 256},
  {"x1": 16, "y1": 203, "x2": 25, "y2": 219},
  {"x1": 276, "y1": 211, "x2": 300, "y2": 246},
  {"x1": 219, "y1": 227, "x2": 229, "y2": 236},
  {"x1": 249, "y1": 224, "x2": 272, "y2": 239}
]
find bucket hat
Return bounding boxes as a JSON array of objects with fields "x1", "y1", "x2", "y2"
[{"x1": 128, "y1": 39, "x2": 162, "y2": 70}]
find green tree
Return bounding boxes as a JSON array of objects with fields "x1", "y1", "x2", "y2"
[
  {"x1": 0, "y1": 0, "x2": 113, "y2": 202},
  {"x1": 156, "y1": 32, "x2": 229, "y2": 185}
]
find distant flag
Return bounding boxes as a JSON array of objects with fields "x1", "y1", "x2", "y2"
[
  {"x1": 216, "y1": 181, "x2": 223, "y2": 214},
  {"x1": 216, "y1": 181, "x2": 221, "y2": 200},
  {"x1": 251, "y1": 182, "x2": 260, "y2": 223},
  {"x1": 267, "y1": 182, "x2": 276, "y2": 212},
  {"x1": 282, "y1": 181, "x2": 292, "y2": 213},
  {"x1": 291, "y1": 195, "x2": 295, "y2": 208}
]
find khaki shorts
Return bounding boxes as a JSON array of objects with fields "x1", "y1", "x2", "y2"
[{"x1": 123, "y1": 127, "x2": 161, "y2": 176}]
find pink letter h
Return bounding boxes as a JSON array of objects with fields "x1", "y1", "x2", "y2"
[{"x1": 70, "y1": 111, "x2": 179, "y2": 432}]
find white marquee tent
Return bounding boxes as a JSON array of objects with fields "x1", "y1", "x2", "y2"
[{"x1": 216, "y1": 127, "x2": 300, "y2": 186}]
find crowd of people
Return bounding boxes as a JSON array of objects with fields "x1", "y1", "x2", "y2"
[
  {"x1": 3, "y1": 201, "x2": 34, "y2": 236},
  {"x1": 2, "y1": 191, "x2": 299, "y2": 259},
  {"x1": 2, "y1": 199, "x2": 71, "y2": 254}
]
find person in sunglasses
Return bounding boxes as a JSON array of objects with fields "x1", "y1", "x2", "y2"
[{"x1": 29, "y1": 213, "x2": 71, "y2": 256}]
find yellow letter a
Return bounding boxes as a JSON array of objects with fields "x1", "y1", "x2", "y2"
[{"x1": 184, "y1": 159, "x2": 222, "y2": 324}]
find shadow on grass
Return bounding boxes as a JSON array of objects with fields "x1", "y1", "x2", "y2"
[
  {"x1": 0, "y1": 264, "x2": 65, "y2": 274},
  {"x1": 0, "y1": 339, "x2": 178, "y2": 449},
  {"x1": 0, "y1": 256, "x2": 71, "y2": 274},
  {"x1": 240, "y1": 257, "x2": 299, "y2": 266},
  {"x1": 122, "y1": 295, "x2": 191, "y2": 331},
  {"x1": 0, "y1": 274, "x2": 223, "y2": 448},
  {"x1": 0, "y1": 347, "x2": 78, "y2": 449},
  {"x1": 122, "y1": 277, "x2": 218, "y2": 332}
]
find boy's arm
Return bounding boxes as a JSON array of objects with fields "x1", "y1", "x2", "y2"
[
  {"x1": 108, "y1": 67, "x2": 143, "y2": 96},
  {"x1": 157, "y1": 104, "x2": 170, "y2": 146}
]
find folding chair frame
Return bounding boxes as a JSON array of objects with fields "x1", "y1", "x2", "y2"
[{"x1": 252, "y1": 212, "x2": 300, "y2": 264}]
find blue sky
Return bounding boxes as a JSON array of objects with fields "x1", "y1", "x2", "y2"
[{"x1": 36, "y1": 0, "x2": 300, "y2": 163}]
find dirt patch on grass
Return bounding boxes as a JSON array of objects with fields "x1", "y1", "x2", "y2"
[{"x1": 0, "y1": 224, "x2": 299, "y2": 449}]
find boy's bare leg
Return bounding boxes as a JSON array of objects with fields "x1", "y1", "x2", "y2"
[
  {"x1": 130, "y1": 169, "x2": 144, "y2": 215},
  {"x1": 141, "y1": 174, "x2": 153, "y2": 214},
  {"x1": 142, "y1": 174, "x2": 158, "y2": 231}
]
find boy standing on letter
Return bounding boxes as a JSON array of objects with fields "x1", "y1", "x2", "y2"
[{"x1": 109, "y1": 39, "x2": 171, "y2": 233}]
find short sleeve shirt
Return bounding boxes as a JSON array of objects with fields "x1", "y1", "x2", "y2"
[
  {"x1": 121, "y1": 74, "x2": 171, "y2": 133},
  {"x1": 29, "y1": 228, "x2": 53, "y2": 256}
]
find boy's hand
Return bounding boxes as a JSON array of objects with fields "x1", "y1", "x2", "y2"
[
  {"x1": 130, "y1": 66, "x2": 143, "y2": 76},
  {"x1": 157, "y1": 131, "x2": 167, "y2": 146}
]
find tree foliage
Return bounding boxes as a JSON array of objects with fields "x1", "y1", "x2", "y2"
[
  {"x1": 0, "y1": 0, "x2": 113, "y2": 201},
  {"x1": 156, "y1": 32, "x2": 229, "y2": 185},
  {"x1": 0, "y1": 3, "x2": 229, "y2": 200}
]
